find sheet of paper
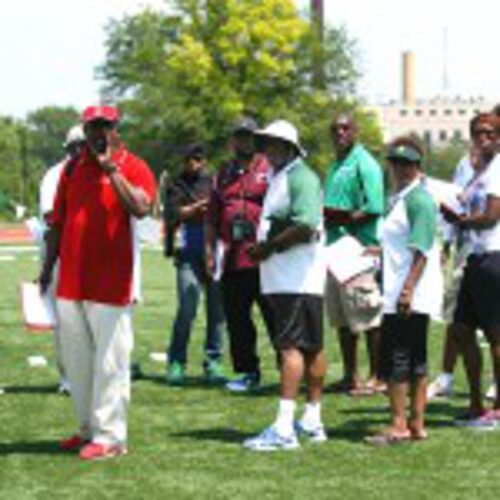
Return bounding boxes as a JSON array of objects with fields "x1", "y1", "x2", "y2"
[
  {"x1": 325, "y1": 235, "x2": 375, "y2": 283},
  {"x1": 213, "y1": 240, "x2": 226, "y2": 282},
  {"x1": 25, "y1": 217, "x2": 45, "y2": 244},
  {"x1": 20, "y1": 282, "x2": 56, "y2": 331},
  {"x1": 424, "y1": 177, "x2": 463, "y2": 212}
]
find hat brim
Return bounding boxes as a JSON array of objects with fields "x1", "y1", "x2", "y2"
[{"x1": 255, "y1": 131, "x2": 307, "y2": 157}]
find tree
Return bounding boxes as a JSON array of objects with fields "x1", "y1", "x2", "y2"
[
  {"x1": 0, "y1": 116, "x2": 23, "y2": 207},
  {"x1": 26, "y1": 106, "x2": 80, "y2": 169},
  {"x1": 424, "y1": 138, "x2": 468, "y2": 181},
  {"x1": 99, "y1": 0, "x2": 375, "y2": 176}
]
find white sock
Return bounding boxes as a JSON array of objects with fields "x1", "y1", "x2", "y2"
[
  {"x1": 274, "y1": 399, "x2": 296, "y2": 436},
  {"x1": 301, "y1": 402, "x2": 322, "y2": 428}
]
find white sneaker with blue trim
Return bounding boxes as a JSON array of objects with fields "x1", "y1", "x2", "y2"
[
  {"x1": 243, "y1": 426, "x2": 300, "y2": 451},
  {"x1": 295, "y1": 420, "x2": 328, "y2": 443}
]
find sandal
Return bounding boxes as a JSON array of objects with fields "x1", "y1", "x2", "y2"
[
  {"x1": 409, "y1": 425, "x2": 428, "y2": 440},
  {"x1": 350, "y1": 379, "x2": 388, "y2": 397},
  {"x1": 364, "y1": 430, "x2": 411, "y2": 446}
]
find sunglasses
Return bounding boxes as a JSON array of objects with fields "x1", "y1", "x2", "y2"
[{"x1": 473, "y1": 128, "x2": 496, "y2": 139}]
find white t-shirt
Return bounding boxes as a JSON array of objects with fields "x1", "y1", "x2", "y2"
[
  {"x1": 39, "y1": 161, "x2": 66, "y2": 224},
  {"x1": 465, "y1": 154, "x2": 500, "y2": 253},
  {"x1": 257, "y1": 158, "x2": 326, "y2": 296},
  {"x1": 381, "y1": 179, "x2": 443, "y2": 318}
]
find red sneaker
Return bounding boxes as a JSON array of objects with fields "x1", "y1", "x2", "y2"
[
  {"x1": 79, "y1": 442, "x2": 128, "y2": 461},
  {"x1": 60, "y1": 434, "x2": 87, "y2": 451}
]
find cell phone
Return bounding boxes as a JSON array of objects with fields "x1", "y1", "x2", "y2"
[{"x1": 92, "y1": 137, "x2": 108, "y2": 154}]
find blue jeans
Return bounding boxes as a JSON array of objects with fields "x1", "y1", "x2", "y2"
[{"x1": 168, "y1": 252, "x2": 224, "y2": 365}]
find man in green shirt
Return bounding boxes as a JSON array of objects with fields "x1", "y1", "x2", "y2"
[{"x1": 324, "y1": 113, "x2": 385, "y2": 394}]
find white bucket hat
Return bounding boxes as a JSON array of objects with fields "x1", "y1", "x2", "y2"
[
  {"x1": 64, "y1": 124, "x2": 85, "y2": 147},
  {"x1": 256, "y1": 120, "x2": 307, "y2": 157}
]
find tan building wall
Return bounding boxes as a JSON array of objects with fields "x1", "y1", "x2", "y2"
[{"x1": 367, "y1": 98, "x2": 494, "y2": 145}]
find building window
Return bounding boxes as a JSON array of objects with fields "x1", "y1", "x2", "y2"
[
  {"x1": 415, "y1": 109, "x2": 422, "y2": 116},
  {"x1": 454, "y1": 130, "x2": 462, "y2": 141},
  {"x1": 458, "y1": 109, "x2": 467, "y2": 115},
  {"x1": 444, "y1": 109, "x2": 452, "y2": 116},
  {"x1": 439, "y1": 130, "x2": 448, "y2": 141},
  {"x1": 400, "y1": 109, "x2": 408, "y2": 117},
  {"x1": 423, "y1": 130, "x2": 432, "y2": 144},
  {"x1": 430, "y1": 109, "x2": 437, "y2": 116}
]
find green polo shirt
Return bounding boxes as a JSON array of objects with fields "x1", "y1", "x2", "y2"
[{"x1": 324, "y1": 143, "x2": 385, "y2": 246}]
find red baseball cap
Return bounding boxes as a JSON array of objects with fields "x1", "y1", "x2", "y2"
[{"x1": 82, "y1": 105, "x2": 120, "y2": 124}]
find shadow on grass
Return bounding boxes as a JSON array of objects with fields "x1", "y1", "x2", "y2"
[
  {"x1": 170, "y1": 427, "x2": 251, "y2": 443},
  {"x1": 145, "y1": 374, "x2": 231, "y2": 391},
  {"x1": 3, "y1": 384, "x2": 58, "y2": 395},
  {"x1": 0, "y1": 440, "x2": 62, "y2": 456}
]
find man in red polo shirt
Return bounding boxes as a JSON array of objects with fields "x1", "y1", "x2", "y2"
[
  {"x1": 206, "y1": 117, "x2": 274, "y2": 392},
  {"x1": 39, "y1": 105, "x2": 156, "y2": 460}
]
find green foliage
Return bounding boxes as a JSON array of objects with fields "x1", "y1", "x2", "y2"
[
  {"x1": 26, "y1": 106, "x2": 80, "y2": 169},
  {"x1": 424, "y1": 139, "x2": 469, "y2": 181},
  {"x1": 0, "y1": 106, "x2": 79, "y2": 214},
  {"x1": 99, "y1": 0, "x2": 376, "y2": 176},
  {"x1": 0, "y1": 116, "x2": 22, "y2": 208}
]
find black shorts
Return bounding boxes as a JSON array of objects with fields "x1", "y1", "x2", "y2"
[
  {"x1": 379, "y1": 313, "x2": 429, "y2": 383},
  {"x1": 453, "y1": 252, "x2": 500, "y2": 331},
  {"x1": 266, "y1": 294, "x2": 323, "y2": 353}
]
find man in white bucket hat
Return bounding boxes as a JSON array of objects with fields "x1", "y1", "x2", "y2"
[{"x1": 243, "y1": 120, "x2": 327, "y2": 451}]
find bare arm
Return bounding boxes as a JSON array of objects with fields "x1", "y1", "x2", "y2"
[
  {"x1": 92, "y1": 130, "x2": 153, "y2": 219},
  {"x1": 106, "y1": 169, "x2": 153, "y2": 218},
  {"x1": 458, "y1": 195, "x2": 500, "y2": 230},
  {"x1": 38, "y1": 226, "x2": 61, "y2": 293},
  {"x1": 397, "y1": 250, "x2": 427, "y2": 316},
  {"x1": 247, "y1": 224, "x2": 315, "y2": 263}
]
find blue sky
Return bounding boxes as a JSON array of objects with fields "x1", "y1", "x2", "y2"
[{"x1": 1, "y1": 0, "x2": 498, "y2": 118}]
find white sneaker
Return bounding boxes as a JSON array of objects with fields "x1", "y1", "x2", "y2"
[
  {"x1": 486, "y1": 383, "x2": 497, "y2": 401},
  {"x1": 427, "y1": 374, "x2": 453, "y2": 400},
  {"x1": 295, "y1": 420, "x2": 328, "y2": 443},
  {"x1": 226, "y1": 373, "x2": 260, "y2": 393},
  {"x1": 58, "y1": 379, "x2": 71, "y2": 395},
  {"x1": 243, "y1": 426, "x2": 300, "y2": 451}
]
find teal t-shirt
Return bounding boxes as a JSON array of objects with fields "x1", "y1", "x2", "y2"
[
  {"x1": 405, "y1": 185, "x2": 437, "y2": 253},
  {"x1": 324, "y1": 144, "x2": 385, "y2": 246},
  {"x1": 267, "y1": 158, "x2": 322, "y2": 236}
]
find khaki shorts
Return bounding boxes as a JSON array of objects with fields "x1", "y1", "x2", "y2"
[
  {"x1": 442, "y1": 265, "x2": 465, "y2": 323},
  {"x1": 326, "y1": 271, "x2": 382, "y2": 333}
]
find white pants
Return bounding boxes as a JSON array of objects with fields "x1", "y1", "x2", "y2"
[
  {"x1": 46, "y1": 266, "x2": 67, "y2": 382},
  {"x1": 57, "y1": 299, "x2": 133, "y2": 446}
]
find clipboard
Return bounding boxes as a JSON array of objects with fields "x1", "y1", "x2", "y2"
[{"x1": 20, "y1": 282, "x2": 57, "y2": 332}]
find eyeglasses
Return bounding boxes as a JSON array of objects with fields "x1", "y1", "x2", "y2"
[{"x1": 473, "y1": 128, "x2": 497, "y2": 139}]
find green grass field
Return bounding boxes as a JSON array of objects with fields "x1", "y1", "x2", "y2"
[{"x1": 0, "y1": 248, "x2": 499, "y2": 499}]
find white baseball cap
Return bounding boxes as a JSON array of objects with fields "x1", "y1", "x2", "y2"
[
  {"x1": 256, "y1": 120, "x2": 306, "y2": 157},
  {"x1": 64, "y1": 125, "x2": 85, "y2": 147}
]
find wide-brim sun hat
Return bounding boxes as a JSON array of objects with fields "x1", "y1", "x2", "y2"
[{"x1": 256, "y1": 119, "x2": 307, "y2": 157}]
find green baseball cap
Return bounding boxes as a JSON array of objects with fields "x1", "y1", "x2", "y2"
[{"x1": 386, "y1": 144, "x2": 422, "y2": 163}]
